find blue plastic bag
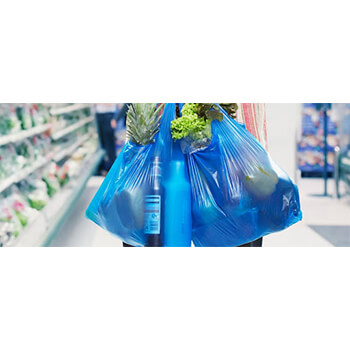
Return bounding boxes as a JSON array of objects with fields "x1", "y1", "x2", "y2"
[
  {"x1": 86, "y1": 104, "x2": 175, "y2": 246},
  {"x1": 87, "y1": 103, "x2": 302, "y2": 247},
  {"x1": 185, "y1": 105, "x2": 302, "y2": 246}
]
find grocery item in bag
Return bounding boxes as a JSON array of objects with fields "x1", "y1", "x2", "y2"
[
  {"x1": 185, "y1": 104, "x2": 302, "y2": 246},
  {"x1": 86, "y1": 104, "x2": 169, "y2": 246}
]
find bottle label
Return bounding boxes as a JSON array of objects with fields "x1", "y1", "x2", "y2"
[{"x1": 144, "y1": 195, "x2": 161, "y2": 234}]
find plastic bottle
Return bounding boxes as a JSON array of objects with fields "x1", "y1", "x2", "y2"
[
  {"x1": 163, "y1": 144, "x2": 192, "y2": 247},
  {"x1": 144, "y1": 156, "x2": 163, "y2": 247}
]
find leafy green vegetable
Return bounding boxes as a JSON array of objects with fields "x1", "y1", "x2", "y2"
[
  {"x1": 171, "y1": 113, "x2": 209, "y2": 141},
  {"x1": 28, "y1": 198, "x2": 47, "y2": 211},
  {"x1": 42, "y1": 177, "x2": 59, "y2": 198},
  {"x1": 15, "y1": 211, "x2": 28, "y2": 227},
  {"x1": 171, "y1": 103, "x2": 238, "y2": 142}
]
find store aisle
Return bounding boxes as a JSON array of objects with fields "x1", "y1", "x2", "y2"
[{"x1": 50, "y1": 177, "x2": 122, "y2": 247}]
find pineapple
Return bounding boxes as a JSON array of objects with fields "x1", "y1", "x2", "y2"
[{"x1": 126, "y1": 103, "x2": 164, "y2": 145}]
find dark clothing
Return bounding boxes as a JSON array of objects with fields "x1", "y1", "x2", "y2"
[
  {"x1": 239, "y1": 237, "x2": 263, "y2": 247},
  {"x1": 123, "y1": 238, "x2": 263, "y2": 247},
  {"x1": 96, "y1": 112, "x2": 117, "y2": 172},
  {"x1": 116, "y1": 104, "x2": 129, "y2": 122}
]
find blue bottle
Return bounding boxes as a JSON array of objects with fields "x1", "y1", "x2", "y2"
[{"x1": 163, "y1": 143, "x2": 192, "y2": 247}]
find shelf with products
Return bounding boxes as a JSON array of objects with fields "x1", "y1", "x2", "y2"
[
  {"x1": 49, "y1": 103, "x2": 91, "y2": 116},
  {"x1": 4, "y1": 148, "x2": 104, "y2": 247},
  {"x1": 43, "y1": 149, "x2": 104, "y2": 247},
  {"x1": 0, "y1": 155, "x2": 53, "y2": 194},
  {"x1": 0, "y1": 124, "x2": 52, "y2": 147},
  {"x1": 298, "y1": 103, "x2": 340, "y2": 177},
  {"x1": 51, "y1": 115, "x2": 95, "y2": 140},
  {"x1": 53, "y1": 131, "x2": 95, "y2": 162},
  {"x1": 0, "y1": 103, "x2": 101, "y2": 247},
  {"x1": 0, "y1": 129, "x2": 97, "y2": 194}
]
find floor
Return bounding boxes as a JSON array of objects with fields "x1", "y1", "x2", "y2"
[
  {"x1": 50, "y1": 176, "x2": 350, "y2": 247},
  {"x1": 50, "y1": 177, "x2": 122, "y2": 247}
]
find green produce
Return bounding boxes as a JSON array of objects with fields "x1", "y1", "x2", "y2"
[
  {"x1": 16, "y1": 106, "x2": 33, "y2": 130},
  {"x1": 171, "y1": 103, "x2": 238, "y2": 142},
  {"x1": 15, "y1": 211, "x2": 28, "y2": 227},
  {"x1": 0, "y1": 118, "x2": 6, "y2": 135},
  {"x1": 57, "y1": 165, "x2": 70, "y2": 187},
  {"x1": 6, "y1": 115, "x2": 21, "y2": 132},
  {"x1": 0, "y1": 200, "x2": 22, "y2": 240},
  {"x1": 126, "y1": 103, "x2": 164, "y2": 145},
  {"x1": 171, "y1": 107, "x2": 210, "y2": 141},
  {"x1": 5, "y1": 186, "x2": 38, "y2": 229},
  {"x1": 0, "y1": 107, "x2": 21, "y2": 134},
  {"x1": 42, "y1": 163, "x2": 61, "y2": 197},
  {"x1": 15, "y1": 140, "x2": 33, "y2": 160},
  {"x1": 28, "y1": 198, "x2": 47, "y2": 211},
  {"x1": 43, "y1": 176, "x2": 59, "y2": 197}
]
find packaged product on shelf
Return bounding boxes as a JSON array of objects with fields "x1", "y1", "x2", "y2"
[
  {"x1": 38, "y1": 134, "x2": 52, "y2": 154},
  {"x1": 82, "y1": 136, "x2": 99, "y2": 155},
  {"x1": 71, "y1": 147, "x2": 86, "y2": 161},
  {"x1": 42, "y1": 163, "x2": 61, "y2": 197},
  {"x1": 0, "y1": 197, "x2": 22, "y2": 246},
  {"x1": 51, "y1": 115, "x2": 68, "y2": 134},
  {"x1": 0, "y1": 105, "x2": 21, "y2": 135},
  {"x1": 15, "y1": 139, "x2": 35, "y2": 167},
  {"x1": 56, "y1": 163, "x2": 70, "y2": 186},
  {"x1": 30, "y1": 104, "x2": 48, "y2": 126},
  {"x1": 19, "y1": 175, "x2": 50, "y2": 211},
  {"x1": 59, "y1": 159, "x2": 80, "y2": 181},
  {"x1": 0, "y1": 144, "x2": 20, "y2": 179},
  {"x1": 0, "y1": 222, "x2": 15, "y2": 246},
  {"x1": 71, "y1": 138, "x2": 98, "y2": 163},
  {"x1": 0, "y1": 149, "x2": 6, "y2": 181},
  {"x1": 16, "y1": 105, "x2": 33, "y2": 130},
  {"x1": 5, "y1": 186, "x2": 38, "y2": 227},
  {"x1": 36, "y1": 104, "x2": 50, "y2": 124},
  {"x1": 31, "y1": 135, "x2": 51, "y2": 159}
]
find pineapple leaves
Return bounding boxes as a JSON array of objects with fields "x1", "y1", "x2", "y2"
[{"x1": 126, "y1": 103, "x2": 164, "y2": 146}]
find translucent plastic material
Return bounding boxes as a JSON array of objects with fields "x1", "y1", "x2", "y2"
[
  {"x1": 86, "y1": 104, "x2": 190, "y2": 246},
  {"x1": 188, "y1": 105, "x2": 302, "y2": 246},
  {"x1": 86, "y1": 103, "x2": 302, "y2": 247}
]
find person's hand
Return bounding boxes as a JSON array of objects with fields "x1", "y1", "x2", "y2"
[{"x1": 111, "y1": 119, "x2": 117, "y2": 129}]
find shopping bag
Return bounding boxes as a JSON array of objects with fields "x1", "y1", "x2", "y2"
[
  {"x1": 86, "y1": 104, "x2": 175, "y2": 247},
  {"x1": 185, "y1": 104, "x2": 302, "y2": 247}
]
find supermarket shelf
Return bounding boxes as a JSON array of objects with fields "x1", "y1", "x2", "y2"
[
  {"x1": 10, "y1": 149, "x2": 104, "y2": 247},
  {"x1": 0, "y1": 124, "x2": 52, "y2": 147},
  {"x1": 0, "y1": 130, "x2": 97, "y2": 193},
  {"x1": 43, "y1": 149, "x2": 104, "y2": 246},
  {"x1": 53, "y1": 131, "x2": 94, "y2": 162},
  {"x1": 0, "y1": 156, "x2": 52, "y2": 194},
  {"x1": 50, "y1": 103, "x2": 90, "y2": 116},
  {"x1": 51, "y1": 116, "x2": 94, "y2": 140}
]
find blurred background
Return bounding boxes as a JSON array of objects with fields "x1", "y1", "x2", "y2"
[{"x1": 0, "y1": 103, "x2": 349, "y2": 247}]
